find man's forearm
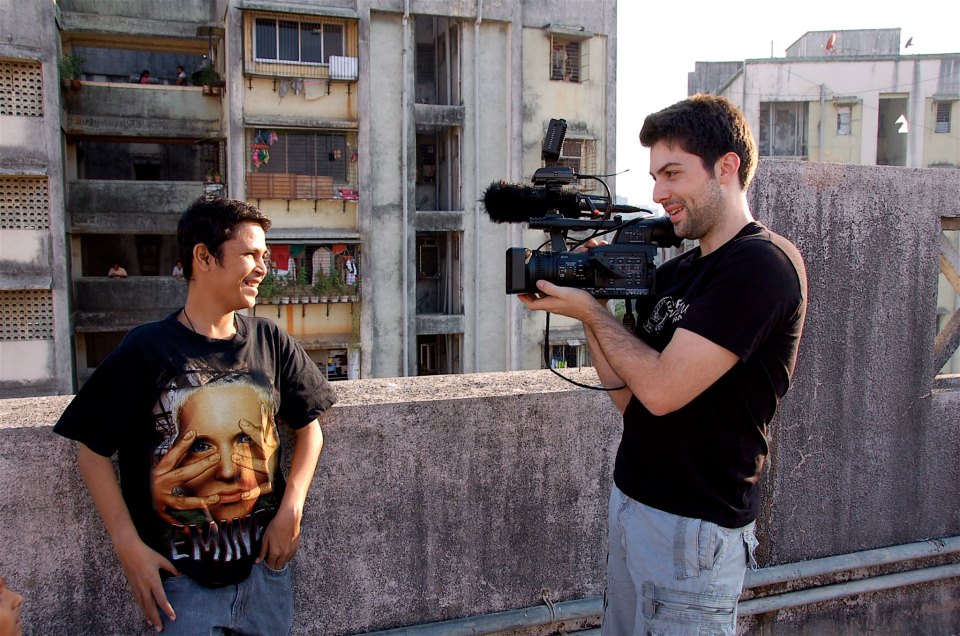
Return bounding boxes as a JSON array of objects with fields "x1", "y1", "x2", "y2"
[
  {"x1": 584, "y1": 321, "x2": 633, "y2": 414},
  {"x1": 77, "y1": 444, "x2": 140, "y2": 546},
  {"x1": 281, "y1": 420, "x2": 324, "y2": 513},
  {"x1": 580, "y1": 302, "x2": 669, "y2": 413}
]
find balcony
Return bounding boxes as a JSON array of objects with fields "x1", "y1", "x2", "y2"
[
  {"x1": 72, "y1": 276, "x2": 186, "y2": 331},
  {"x1": 59, "y1": 1, "x2": 218, "y2": 39},
  {"x1": 62, "y1": 83, "x2": 221, "y2": 138},
  {"x1": 68, "y1": 180, "x2": 205, "y2": 233}
]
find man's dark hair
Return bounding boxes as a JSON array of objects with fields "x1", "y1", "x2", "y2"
[
  {"x1": 639, "y1": 94, "x2": 757, "y2": 190},
  {"x1": 177, "y1": 197, "x2": 271, "y2": 281}
]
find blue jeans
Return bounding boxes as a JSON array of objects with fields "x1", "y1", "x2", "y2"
[
  {"x1": 160, "y1": 562, "x2": 293, "y2": 635},
  {"x1": 602, "y1": 485, "x2": 758, "y2": 635}
]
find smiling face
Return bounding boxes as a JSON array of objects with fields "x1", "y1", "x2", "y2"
[
  {"x1": 0, "y1": 577, "x2": 23, "y2": 636},
  {"x1": 649, "y1": 142, "x2": 728, "y2": 243},
  {"x1": 200, "y1": 222, "x2": 268, "y2": 313},
  {"x1": 178, "y1": 384, "x2": 267, "y2": 522}
]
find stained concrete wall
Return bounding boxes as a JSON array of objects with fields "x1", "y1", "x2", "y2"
[
  {"x1": 1, "y1": 162, "x2": 959, "y2": 635},
  {"x1": 0, "y1": 371, "x2": 620, "y2": 635}
]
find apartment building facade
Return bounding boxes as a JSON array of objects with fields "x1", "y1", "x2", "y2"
[
  {"x1": 0, "y1": 0, "x2": 617, "y2": 397},
  {"x1": 689, "y1": 28, "x2": 960, "y2": 374}
]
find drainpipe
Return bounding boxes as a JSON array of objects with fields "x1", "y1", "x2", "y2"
[
  {"x1": 401, "y1": 0, "x2": 410, "y2": 375},
  {"x1": 818, "y1": 84, "x2": 825, "y2": 161},
  {"x1": 473, "y1": 0, "x2": 483, "y2": 371}
]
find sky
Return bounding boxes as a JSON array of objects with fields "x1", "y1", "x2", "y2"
[{"x1": 614, "y1": 0, "x2": 959, "y2": 207}]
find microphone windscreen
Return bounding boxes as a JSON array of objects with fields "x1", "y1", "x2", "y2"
[{"x1": 481, "y1": 181, "x2": 581, "y2": 223}]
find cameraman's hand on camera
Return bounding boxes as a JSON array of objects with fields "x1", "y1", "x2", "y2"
[
  {"x1": 518, "y1": 280, "x2": 608, "y2": 322},
  {"x1": 575, "y1": 238, "x2": 608, "y2": 253}
]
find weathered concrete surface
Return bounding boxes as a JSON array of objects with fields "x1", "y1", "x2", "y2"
[
  {"x1": 1, "y1": 163, "x2": 959, "y2": 635},
  {"x1": 0, "y1": 370, "x2": 620, "y2": 635},
  {"x1": 63, "y1": 84, "x2": 222, "y2": 138},
  {"x1": 67, "y1": 181, "x2": 205, "y2": 234},
  {"x1": 749, "y1": 161, "x2": 960, "y2": 565}
]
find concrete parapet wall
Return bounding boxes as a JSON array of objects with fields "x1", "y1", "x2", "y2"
[
  {"x1": 748, "y1": 161, "x2": 960, "y2": 565},
  {"x1": 1, "y1": 162, "x2": 959, "y2": 634},
  {"x1": 0, "y1": 371, "x2": 620, "y2": 635}
]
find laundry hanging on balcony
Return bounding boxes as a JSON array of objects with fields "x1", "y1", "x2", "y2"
[{"x1": 250, "y1": 130, "x2": 278, "y2": 168}]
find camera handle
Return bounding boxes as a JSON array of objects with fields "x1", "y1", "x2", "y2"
[{"x1": 622, "y1": 298, "x2": 636, "y2": 330}]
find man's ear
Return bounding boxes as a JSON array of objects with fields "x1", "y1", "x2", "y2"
[
  {"x1": 193, "y1": 244, "x2": 212, "y2": 272},
  {"x1": 716, "y1": 152, "x2": 741, "y2": 185}
]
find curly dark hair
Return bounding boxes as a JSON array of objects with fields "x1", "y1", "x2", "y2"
[
  {"x1": 177, "y1": 196, "x2": 271, "y2": 281},
  {"x1": 639, "y1": 94, "x2": 757, "y2": 190}
]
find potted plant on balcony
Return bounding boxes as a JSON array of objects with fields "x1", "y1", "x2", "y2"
[
  {"x1": 256, "y1": 269, "x2": 278, "y2": 304},
  {"x1": 60, "y1": 52, "x2": 84, "y2": 91},
  {"x1": 193, "y1": 64, "x2": 225, "y2": 96},
  {"x1": 277, "y1": 274, "x2": 291, "y2": 304},
  {"x1": 205, "y1": 168, "x2": 221, "y2": 184},
  {"x1": 333, "y1": 276, "x2": 348, "y2": 303},
  {"x1": 291, "y1": 266, "x2": 310, "y2": 303},
  {"x1": 314, "y1": 272, "x2": 331, "y2": 303}
]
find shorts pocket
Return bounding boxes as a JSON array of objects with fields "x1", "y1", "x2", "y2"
[
  {"x1": 742, "y1": 526, "x2": 759, "y2": 570},
  {"x1": 259, "y1": 560, "x2": 290, "y2": 575},
  {"x1": 675, "y1": 516, "x2": 722, "y2": 579},
  {"x1": 642, "y1": 582, "x2": 737, "y2": 634}
]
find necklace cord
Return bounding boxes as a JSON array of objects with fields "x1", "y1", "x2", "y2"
[{"x1": 182, "y1": 307, "x2": 198, "y2": 333}]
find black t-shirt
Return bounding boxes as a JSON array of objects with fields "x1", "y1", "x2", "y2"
[
  {"x1": 54, "y1": 312, "x2": 337, "y2": 587},
  {"x1": 614, "y1": 222, "x2": 807, "y2": 528}
]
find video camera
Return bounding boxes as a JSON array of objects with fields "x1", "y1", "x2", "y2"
[{"x1": 482, "y1": 118, "x2": 682, "y2": 299}]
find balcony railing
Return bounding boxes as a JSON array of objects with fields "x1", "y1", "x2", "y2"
[
  {"x1": 62, "y1": 83, "x2": 221, "y2": 138},
  {"x1": 68, "y1": 181, "x2": 206, "y2": 233},
  {"x1": 246, "y1": 173, "x2": 357, "y2": 201},
  {"x1": 72, "y1": 277, "x2": 186, "y2": 331}
]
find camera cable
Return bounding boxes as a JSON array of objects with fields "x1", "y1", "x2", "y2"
[{"x1": 543, "y1": 311, "x2": 626, "y2": 392}]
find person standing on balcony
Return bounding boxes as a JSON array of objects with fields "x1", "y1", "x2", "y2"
[
  {"x1": 139, "y1": 70, "x2": 151, "y2": 84},
  {"x1": 175, "y1": 65, "x2": 187, "y2": 86},
  {"x1": 54, "y1": 197, "x2": 337, "y2": 634},
  {"x1": 343, "y1": 253, "x2": 357, "y2": 287},
  {"x1": 108, "y1": 263, "x2": 128, "y2": 278},
  {"x1": 519, "y1": 95, "x2": 807, "y2": 635}
]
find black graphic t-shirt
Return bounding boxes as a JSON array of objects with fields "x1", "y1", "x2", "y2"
[
  {"x1": 54, "y1": 312, "x2": 337, "y2": 587},
  {"x1": 615, "y1": 222, "x2": 807, "y2": 528}
]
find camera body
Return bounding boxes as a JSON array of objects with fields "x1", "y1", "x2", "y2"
[
  {"x1": 499, "y1": 119, "x2": 681, "y2": 298},
  {"x1": 506, "y1": 216, "x2": 673, "y2": 298}
]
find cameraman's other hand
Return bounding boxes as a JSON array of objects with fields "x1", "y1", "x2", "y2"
[
  {"x1": 574, "y1": 238, "x2": 608, "y2": 254},
  {"x1": 518, "y1": 280, "x2": 605, "y2": 321}
]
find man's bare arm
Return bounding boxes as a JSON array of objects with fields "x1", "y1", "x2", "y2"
[
  {"x1": 521, "y1": 281, "x2": 738, "y2": 415},
  {"x1": 257, "y1": 419, "x2": 324, "y2": 570},
  {"x1": 77, "y1": 444, "x2": 178, "y2": 632},
  {"x1": 583, "y1": 320, "x2": 633, "y2": 415}
]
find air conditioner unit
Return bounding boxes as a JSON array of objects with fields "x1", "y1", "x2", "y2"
[{"x1": 329, "y1": 56, "x2": 358, "y2": 81}]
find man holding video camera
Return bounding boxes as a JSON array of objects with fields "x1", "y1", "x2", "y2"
[{"x1": 519, "y1": 95, "x2": 807, "y2": 635}]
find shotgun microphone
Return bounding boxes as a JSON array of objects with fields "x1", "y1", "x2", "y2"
[{"x1": 481, "y1": 181, "x2": 642, "y2": 224}]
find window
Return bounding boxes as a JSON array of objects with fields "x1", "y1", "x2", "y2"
[
  {"x1": 837, "y1": 106, "x2": 852, "y2": 135},
  {"x1": 550, "y1": 37, "x2": 586, "y2": 83},
  {"x1": 548, "y1": 343, "x2": 589, "y2": 369},
  {"x1": 417, "y1": 334, "x2": 462, "y2": 375},
  {"x1": 554, "y1": 138, "x2": 597, "y2": 191},
  {"x1": 935, "y1": 101, "x2": 953, "y2": 134},
  {"x1": 758, "y1": 102, "x2": 808, "y2": 158},
  {"x1": 249, "y1": 130, "x2": 350, "y2": 181},
  {"x1": 416, "y1": 232, "x2": 463, "y2": 314},
  {"x1": 254, "y1": 18, "x2": 343, "y2": 64}
]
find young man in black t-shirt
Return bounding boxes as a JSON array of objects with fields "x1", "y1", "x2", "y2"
[
  {"x1": 55, "y1": 197, "x2": 336, "y2": 634},
  {"x1": 520, "y1": 96, "x2": 807, "y2": 635}
]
